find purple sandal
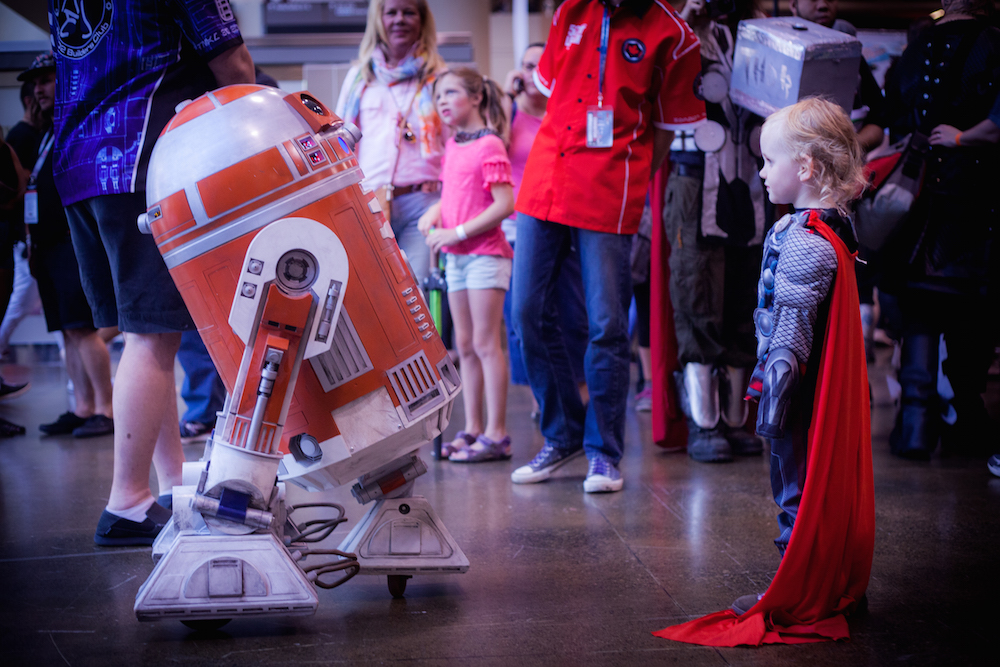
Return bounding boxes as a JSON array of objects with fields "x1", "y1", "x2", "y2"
[
  {"x1": 441, "y1": 431, "x2": 478, "y2": 458},
  {"x1": 449, "y1": 434, "x2": 512, "y2": 463}
]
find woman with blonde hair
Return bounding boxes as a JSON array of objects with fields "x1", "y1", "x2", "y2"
[{"x1": 336, "y1": 0, "x2": 446, "y2": 287}]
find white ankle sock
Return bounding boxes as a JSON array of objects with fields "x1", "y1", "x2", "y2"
[{"x1": 107, "y1": 496, "x2": 155, "y2": 523}]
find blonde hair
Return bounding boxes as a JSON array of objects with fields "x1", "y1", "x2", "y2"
[
  {"x1": 763, "y1": 97, "x2": 867, "y2": 213},
  {"x1": 358, "y1": 0, "x2": 445, "y2": 83},
  {"x1": 434, "y1": 68, "x2": 508, "y2": 140}
]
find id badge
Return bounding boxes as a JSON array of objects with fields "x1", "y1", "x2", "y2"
[
  {"x1": 586, "y1": 106, "x2": 614, "y2": 148},
  {"x1": 23, "y1": 190, "x2": 38, "y2": 224}
]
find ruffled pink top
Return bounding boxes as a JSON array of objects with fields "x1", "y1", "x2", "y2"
[{"x1": 439, "y1": 134, "x2": 514, "y2": 258}]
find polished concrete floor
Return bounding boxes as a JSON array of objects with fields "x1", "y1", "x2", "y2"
[{"x1": 0, "y1": 344, "x2": 997, "y2": 666}]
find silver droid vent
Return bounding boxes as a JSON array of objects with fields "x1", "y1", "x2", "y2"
[
  {"x1": 309, "y1": 311, "x2": 373, "y2": 391},
  {"x1": 387, "y1": 351, "x2": 445, "y2": 422}
]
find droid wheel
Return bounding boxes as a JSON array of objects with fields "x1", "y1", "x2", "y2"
[
  {"x1": 181, "y1": 618, "x2": 231, "y2": 631},
  {"x1": 388, "y1": 575, "x2": 411, "y2": 599}
]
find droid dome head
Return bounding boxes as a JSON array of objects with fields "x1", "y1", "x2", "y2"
[{"x1": 142, "y1": 84, "x2": 361, "y2": 253}]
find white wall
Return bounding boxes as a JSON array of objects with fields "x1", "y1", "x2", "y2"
[
  {"x1": 489, "y1": 12, "x2": 551, "y2": 83},
  {"x1": 0, "y1": 3, "x2": 47, "y2": 41},
  {"x1": 428, "y1": 0, "x2": 492, "y2": 75}
]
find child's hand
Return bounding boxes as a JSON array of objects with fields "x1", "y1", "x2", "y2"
[
  {"x1": 426, "y1": 228, "x2": 459, "y2": 254},
  {"x1": 417, "y1": 209, "x2": 439, "y2": 236}
]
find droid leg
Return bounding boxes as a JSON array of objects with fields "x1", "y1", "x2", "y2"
[
  {"x1": 136, "y1": 241, "x2": 357, "y2": 623},
  {"x1": 338, "y1": 453, "x2": 470, "y2": 598}
]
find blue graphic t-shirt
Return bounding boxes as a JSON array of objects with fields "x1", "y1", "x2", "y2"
[{"x1": 49, "y1": 0, "x2": 244, "y2": 205}]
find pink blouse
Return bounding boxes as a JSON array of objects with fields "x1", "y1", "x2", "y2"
[{"x1": 439, "y1": 134, "x2": 514, "y2": 258}]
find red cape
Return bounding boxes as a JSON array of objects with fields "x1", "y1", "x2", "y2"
[
  {"x1": 654, "y1": 213, "x2": 875, "y2": 646},
  {"x1": 649, "y1": 169, "x2": 689, "y2": 450}
]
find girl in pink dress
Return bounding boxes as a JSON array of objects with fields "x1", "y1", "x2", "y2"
[{"x1": 418, "y1": 68, "x2": 515, "y2": 462}]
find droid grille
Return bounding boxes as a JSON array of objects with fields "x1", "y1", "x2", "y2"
[
  {"x1": 309, "y1": 311, "x2": 373, "y2": 391},
  {"x1": 387, "y1": 352, "x2": 446, "y2": 422}
]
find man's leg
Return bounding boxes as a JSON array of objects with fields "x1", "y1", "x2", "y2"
[
  {"x1": 62, "y1": 328, "x2": 96, "y2": 417},
  {"x1": 68, "y1": 193, "x2": 193, "y2": 545},
  {"x1": 511, "y1": 214, "x2": 584, "y2": 450},
  {"x1": 575, "y1": 228, "x2": 633, "y2": 477},
  {"x1": 177, "y1": 330, "x2": 225, "y2": 440},
  {"x1": 663, "y1": 168, "x2": 731, "y2": 462},
  {"x1": 510, "y1": 214, "x2": 585, "y2": 483},
  {"x1": 108, "y1": 331, "x2": 184, "y2": 511},
  {"x1": 69, "y1": 326, "x2": 114, "y2": 422}
]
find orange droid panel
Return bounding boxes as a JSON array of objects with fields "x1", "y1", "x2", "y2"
[{"x1": 142, "y1": 85, "x2": 460, "y2": 491}]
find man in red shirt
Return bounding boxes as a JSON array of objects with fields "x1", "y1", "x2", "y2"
[{"x1": 510, "y1": 0, "x2": 706, "y2": 492}]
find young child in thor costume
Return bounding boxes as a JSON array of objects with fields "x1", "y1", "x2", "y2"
[{"x1": 655, "y1": 97, "x2": 875, "y2": 646}]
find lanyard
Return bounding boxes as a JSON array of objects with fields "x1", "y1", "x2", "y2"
[
  {"x1": 598, "y1": 6, "x2": 611, "y2": 108},
  {"x1": 28, "y1": 131, "x2": 55, "y2": 187}
]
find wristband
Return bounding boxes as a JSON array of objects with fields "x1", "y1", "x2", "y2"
[
  {"x1": 954, "y1": 132, "x2": 962, "y2": 146},
  {"x1": 455, "y1": 224, "x2": 468, "y2": 241}
]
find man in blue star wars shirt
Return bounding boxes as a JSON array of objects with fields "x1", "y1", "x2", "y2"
[{"x1": 49, "y1": 0, "x2": 255, "y2": 546}]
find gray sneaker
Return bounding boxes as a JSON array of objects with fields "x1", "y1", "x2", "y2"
[
  {"x1": 732, "y1": 593, "x2": 764, "y2": 615},
  {"x1": 511, "y1": 443, "x2": 583, "y2": 484}
]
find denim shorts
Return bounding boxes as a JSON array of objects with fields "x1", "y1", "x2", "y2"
[
  {"x1": 444, "y1": 253, "x2": 512, "y2": 292},
  {"x1": 65, "y1": 192, "x2": 194, "y2": 333}
]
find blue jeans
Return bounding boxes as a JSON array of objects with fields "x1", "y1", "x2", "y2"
[
  {"x1": 177, "y1": 330, "x2": 226, "y2": 424},
  {"x1": 511, "y1": 214, "x2": 633, "y2": 464},
  {"x1": 390, "y1": 190, "x2": 440, "y2": 289},
  {"x1": 504, "y1": 240, "x2": 587, "y2": 386}
]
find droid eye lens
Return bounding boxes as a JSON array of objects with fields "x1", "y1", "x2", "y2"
[{"x1": 300, "y1": 94, "x2": 327, "y2": 115}]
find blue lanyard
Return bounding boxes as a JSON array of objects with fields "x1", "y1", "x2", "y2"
[{"x1": 598, "y1": 6, "x2": 610, "y2": 108}]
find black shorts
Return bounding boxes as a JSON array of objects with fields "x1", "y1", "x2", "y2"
[
  {"x1": 65, "y1": 192, "x2": 194, "y2": 333},
  {"x1": 33, "y1": 238, "x2": 95, "y2": 332}
]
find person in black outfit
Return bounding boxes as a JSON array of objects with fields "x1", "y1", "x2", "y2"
[
  {"x1": 18, "y1": 53, "x2": 116, "y2": 439},
  {"x1": 0, "y1": 133, "x2": 28, "y2": 436},
  {"x1": 881, "y1": 0, "x2": 1000, "y2": 460}
]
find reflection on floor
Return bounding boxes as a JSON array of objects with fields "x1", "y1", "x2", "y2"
[{"x1": 0, "y1": 343, "x2": 997, "y2": 666}]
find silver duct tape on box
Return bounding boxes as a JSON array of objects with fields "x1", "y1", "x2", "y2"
[{"x1": 730, "y1": 17, "x2": 862, "y2": 117}]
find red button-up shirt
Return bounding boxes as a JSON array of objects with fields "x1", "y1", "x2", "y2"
[{"x1": 517, "y1": 0, "x2": 706, "y2": 234}]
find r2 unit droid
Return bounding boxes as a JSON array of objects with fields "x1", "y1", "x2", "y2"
[{"x1": 132, "y1": 84, "x2": 467, "y2": 626}]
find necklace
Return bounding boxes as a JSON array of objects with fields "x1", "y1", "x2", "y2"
[{"x1": 454, "y1": 127, "x2": 498, "y2": 143}]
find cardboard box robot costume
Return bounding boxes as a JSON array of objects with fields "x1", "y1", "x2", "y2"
[
  {"x1": 133, "y1": 85, "x2": 466, "y2": 624},
  {"x1": 730, "y1": 17, "x2": 862, "y2": 117}
]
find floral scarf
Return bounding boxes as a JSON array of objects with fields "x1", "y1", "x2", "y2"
[{"x1": 340, "y1": 46, "x2": 441, "y2": 158}]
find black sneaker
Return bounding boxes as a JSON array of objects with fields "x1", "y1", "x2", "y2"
[
  {"x1": 94, "y1": 502, "x2": 171, "y2": 547},
  {"x1": 180, "y1": 419, "x2": 215, "y2": 443},
  {"x1": 0, "y1": 380, "x2": 29, "y2": 401},
  {"x1": 725, "y1": 426, "x2": 764, "y2": 456},
  {"x1": 688, "y1": 424, "x2": 733, "y2": 463},
  {"x1": 1, "y1": 417, "x2": 26, "y2": 438},
  {"x1": 40, "y1": 411, "x2": 88, "y2": 435},
  {"x1": 73, "y1": 414, "x2": 114, "y2": 438}
]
